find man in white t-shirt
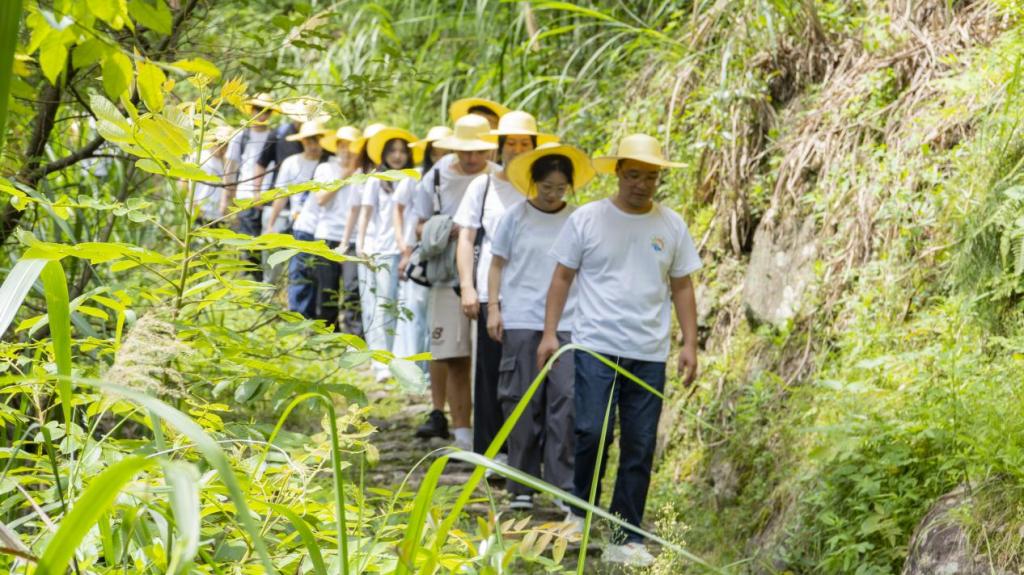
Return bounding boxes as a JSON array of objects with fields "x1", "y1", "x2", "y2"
[
  {"x1": 221, "y1": 93, "x2": 278, "y2": 280},
  {"x1": 409, "y1": 114, "x2": 499, "y2": 448},
  {"x1": 539, "y1": 134, "x2": 702, "y2": 568}
]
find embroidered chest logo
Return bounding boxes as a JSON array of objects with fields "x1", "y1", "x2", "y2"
[{"x1": 650, "y1": 235, "x2": 666, "y2": 253}]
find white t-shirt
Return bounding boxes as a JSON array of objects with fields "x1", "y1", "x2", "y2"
[
  {"x1": 277, "y1": 154, "x2": 322, "y2": 234},
  {"x1": 226, "y1": 128, "x2": 272, "y2": 200},
  {"x1": 393, "y1": 174, "x2": 420, "y2": 249},
  {"x1": 550, "y1": 199, "x2": 702, "y2": 362},
  {"x1": 491, "y1": 201, "x2": 577, "y2": 331},
  {"x1": 360, "y1": 178, "x2": 401, "y2": 256},
  {"x1": 453, "y1": 174, "x2": 524, "y2": 302},
  {"x1": 412, "y1": 154, "x2": 499, "y2": 220},
  {"x1": 191, "y1": 152, "x2": 224, "y2": 220},
  {"x1": 312, "y1": 163, "x2": 361, "y2": 243}
]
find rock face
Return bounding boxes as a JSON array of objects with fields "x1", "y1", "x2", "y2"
[
  {"x1": 743, "y1": 215, "x2": 818, "y2": 328},
  {"x1": 902, "y1": 487, "x2": 1009, "y2": 575}
]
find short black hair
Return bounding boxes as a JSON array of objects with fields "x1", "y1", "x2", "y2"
[
  {"x1": 359, "y1": 145, "x2": 374, "y2": 173},
  {"x1": 468, "y1": 105, "x2": 499, "y2": 119},
  {"x1": 531, "y1": 154, "x2": 574, "y2": 186},
  {"x1": 496, "y1": 135, "x2": 537, "y2": 166},
  {"x1": 381, "y1": 138, "x2": 414, "y2": 170},
  {"x1": 422, "y1": 142, "x2": 440, "y2": 173}
]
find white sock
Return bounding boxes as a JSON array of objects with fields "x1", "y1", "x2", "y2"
[{"x1": 452, "y1": 427, "x2": 472, "y2": 448}]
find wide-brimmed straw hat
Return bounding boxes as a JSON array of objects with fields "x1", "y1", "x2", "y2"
[
  {"x1": 434, "y1": 115, "x2": 498, "y2": 152},
  {"x1": 367, "y1": 127, "x2": 424, "y2": 166},
  {"x1": 320, "y1": 125, "x2": 363, "y2": 154},
  {"x1": 592, "y1": 134, "x2": 685, "y2": 174},
  {"x1": 280, "y1": 98, "x2": 325, "y2": 123},
  {"x1": 411, "y1": 126, "x2": 454, "y2": 150},
  {"x1": 285, "y1": 119, "x2": 332, "y2": 142},
  {"x1": 204, "y1": 125, "x2": 235, "y2": 146},
  {"x1": 507, "y1": 142, "x2": 596, "y2": 197},
  {"x1": 484, "y1": 111, "x2": 558, "y2": 146},
  {"x1": 245, "y1": 92, "x2": 279, "y2": 114},
  {"x1": 449, "y1": 98, "x2": 510, "y2": 122}
]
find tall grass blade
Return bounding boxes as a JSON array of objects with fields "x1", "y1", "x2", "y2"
[
  {"x1": 35, "y1": 455, "x2": 156, "y2": 575},
  {"x1": 0, "y1": 258, "x2": 46, "y2": 336},
  {"x1": 0, "y1": 0, "x2": 22, "y2": 149},
  {"x1": 267, "y1": 503, "x2": 329, "y2": 575},
  {"x1": 40, "y1": 261, "x2": 72, "y2": 428},
  {"x1": 162, "y1": 461, "x2": 200, "y2": 575}
]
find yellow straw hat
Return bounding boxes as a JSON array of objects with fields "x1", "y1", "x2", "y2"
[
  {"x1": 245, "y1": 92, "x2": 280, "y2": 114},
  {"x1": 449, "y1": 98, "x2": 510, "y2": 122},
  {"x1": 285, "y1": 119, "x2": 332, "y2": 142},
  {"x1": 367, "y1": 127, "x2": 424, "y2": 166},
  {"x1": 434, "y1": 114, "x2": 498, "y2": 152},
  {"x1": 320, "y1": 125, "x2": 363, "y2": 154},
  {"x1": 411, "y1": 126, "x2": 454, "y2": 149},
  {"x1": 507, "y1": 142, "x2": 596, "y2": 197},
  {"x1": 484, "y1": 110, "x2": 558, "y2": 145},
  {"x1": 592, "y1": 134, "x2": 686, "y2": 174}
]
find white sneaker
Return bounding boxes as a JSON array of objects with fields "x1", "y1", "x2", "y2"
[
  {"x1": 553, "y1": 498, "x2": 571, "y2": 514},
  {"x1": 602, "y1": 542, "x2": 655, "y2": 567},
  {"x1": 509, "y1": 494, "x2": 534, "y2": 510},
  {"x1": 562, "y1": 512, "x2": 585, "y2": 539},
  {"x1": 452, "y1": 427, "x2": 472, "y2": 451}
]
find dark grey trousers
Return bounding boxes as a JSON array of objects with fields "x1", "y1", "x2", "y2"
[{"x1": 497, "y1": 329, "x2": 575, "y2": 495}]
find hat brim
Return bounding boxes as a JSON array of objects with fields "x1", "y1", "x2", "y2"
[
  {"x1": 449, "y1": 98, "x2": 510, "y2": 122},
  {"x1": 245, "y1": 99, "x2": 280, "y2": 114},
  {"x1": 321, "y1": 135, "x2": 365, "y2": 155},
  {"x1": 593, "y1": 155, "x2": 686, "y2": 175},
  {"x1": 433, "y1": 135, "x2": 499, "y2": 152},
  {"x1": 286, "y1": 129, "x2": 332, "y2": 142},
  {"x1": 367, "y1": 128, "x2": 424, "y2": 165},
  {"x1": 507, "y1": 144, "x2": 596, "y2": 197}
]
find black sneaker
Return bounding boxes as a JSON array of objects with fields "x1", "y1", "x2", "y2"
[{"x1": 415, "y1": 409, "x2": 450, "y2": 440}]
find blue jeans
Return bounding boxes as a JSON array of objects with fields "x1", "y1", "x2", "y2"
[
  {"x1": 571, "y1": 352, "x2": 666, "y2": 544},
  {"x1": 287, "y1": 230, "x2": 319, "y2": 318}
]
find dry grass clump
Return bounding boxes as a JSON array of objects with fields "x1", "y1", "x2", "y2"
[{"x1": 105, "y1": 309, "x2": 192, "y2": 398}]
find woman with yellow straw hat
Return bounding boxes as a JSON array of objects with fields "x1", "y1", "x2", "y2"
[
  {"x1": 310, "y1": 126, "x2": 365, "y2": 335},
  {"x1": 538, "y1": 133, "x2": 700, "y2": 568},
  {"x1": 449, "y1": 97, "x2": 509, "y2": 129},
  {"x1": 190, "y1": 125, "x2": 234, "y2": 226},
  {"x1": 263, "y1": 119, "x2": 332, "y2": 319},
  {"x1": 408, "y1": 114, "x2": 499, "y2": 447},
  {"x1": 356, "y1": 127, "x2": 420, "y2": 383},
  {"x1": 486, "y1": 143, "x2": 594, "y2": 512},
  {"x1": 454, "y1": 110, "x2": 555, "y2": 456},
  {"x1": 393, "y1": 126, "x2": 453, "y2": 380}
]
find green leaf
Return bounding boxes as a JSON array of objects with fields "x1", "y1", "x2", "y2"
[
  {"x1": 88, "y1": 0, "x2": 119, "y2": 23},
  {"x1": 266, "y1": 248, "x2": 299, "y2": 268},
  {"x1": 127, "y1": 0, "x2": 171, "y2": 35},
  {"x1": 40, "y1": 261, "x2": 72, "y2": 428},
  {"x1": 0, "y1": 0, "x2": 23, "y2": 149},
  {"x1": 136, "y1": 59, "x2": 165, "y2": 112},
  {"x1": 266, "y1": 504, "x2": 328, "y2": 575},
  {"x1": 72, "y1": 38, "x2": 110, "y2": 69},
  {"x1": 35, "y1": 456, "x2": 156, "y2": 575},
  {"x1": 39, "y1": 34, "x2": 68, "y2": 85},
  {"x1": 162, "y1": 461, "x2": 200, "y2": 575},
  {"x1": 171, "y1": 57, "x2": 220, "y2": 79},
  {"x1": 102, "y1": 51, "x2": 132, "y2": 99},
  {"x1": 390, "y1": 358, "x2": 426, "y2": 393},
  {"x1": 0, "y1": 258, "x2": 46, "y2": 337}
]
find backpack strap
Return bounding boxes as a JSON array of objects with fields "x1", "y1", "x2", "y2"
[{"x1": 431, "y1": 168, "x2": 442, "y2": 215}]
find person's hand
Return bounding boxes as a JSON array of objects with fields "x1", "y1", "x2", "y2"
[
  {"x1": 460, "y1": 286, "x2": 479, "y2": 320},
  {"x1": 333, "y1": 243, "x2": 349, "y2": 256},
  {"x1": 536, "y1": 332, "x2": 560, "y2": 371},
  {"x1": 678, "y1": 343, "x2": 698, "y2": 386},
  {"x1": 486, "y1": 304, "x2": 503, "y2": 343},
  {"x1": 398, "y1": 247, "x2": 412, "y2": 280}
]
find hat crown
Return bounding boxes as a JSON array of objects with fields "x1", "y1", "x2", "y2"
[
  {"x1": 454, "y1": 114, "x2": 491, "y2": 139},
  {"x1": 335, "y1": 126, "x2": 362, "y2": 143},
  {"x1": 496, "y1": 111, "x2": 538, "y2": 133},
  {"x1": 363, "y1": 123, "x2": 387, "y2": 139},
  {"x1": 615, "y1": 134, "x2": 665, "y2": 161},
  {"x1": 425, "y1": 126, "x2": 453, "y2": 141},
  {"x1": 298, "y1": 119, "x2": 328, "y2": 135}
]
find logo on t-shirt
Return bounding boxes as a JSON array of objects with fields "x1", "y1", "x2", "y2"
[{"x1": 651, "y1": 235, "x2": 665, "y2": 253}]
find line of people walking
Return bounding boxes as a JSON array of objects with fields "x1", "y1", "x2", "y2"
[{"x1": 196, "y1": 94, "x2": 702, "y2": 568}]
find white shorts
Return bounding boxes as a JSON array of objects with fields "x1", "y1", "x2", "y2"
[{"x1": 429, "y1": 287, "x2": 471, "y2": 360}]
